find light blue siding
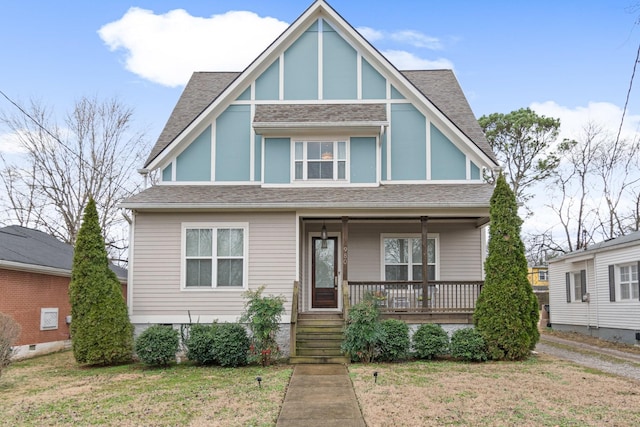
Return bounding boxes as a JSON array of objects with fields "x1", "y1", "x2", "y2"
[
  {"x1": 162, "y1": 164, "x2": 172, "y2": 182},
  {"x1": 255, "y1": 134, "x2": 262, "y2": 181},
  {"x1": 264, "y1": 138, "x2": 291, "y2": 184},
  {"x1": 391, "y1": 85, "x2": 405, "y2": 99},
  {"x1": 215, "y1": 105, "x2": 251, "y2": 181},
  {"x1": 390, "y1": 104, "x2": 426, "y2": 180},
  {"x1": 362, "y1": 58, "x2": 386, "y2": 99},
  {"x1": 256, "y1": 60, "x2": 280, "y2": 100},
  {"x1": 470, "y1": 162, "x2": 480, "y2": 180},
  {"x1": 176, "y1": 126, "x2": 211, "y2": 181},
  {"x1": 236, "y1": 87, "x2": 251, "y2": 101},
  {"x1": 431, "y1": 124, "x2": 466, "y2": 180},
  {"x1": 322, "y1": 21, "x2": 357, "y2": 99},
  {"x1": 284, "y1": 21, "x2": 318, "y2": 100},
  {"x1": 350, "y1": 137, "x2": 377, "y2": 183}
]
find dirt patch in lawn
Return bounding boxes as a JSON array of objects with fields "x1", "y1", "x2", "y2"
[{"x1": 350, "y1": 354, "x2": 640, "y2": 426}]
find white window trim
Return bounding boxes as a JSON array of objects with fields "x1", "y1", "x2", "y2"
[
  {"x1": 40, "y1": 307, "x2": 59, "y2": 330},
  {"x1": 379, "y1": 233, "x2": 439, "y2": 281},
  {"x1": 618, "y1": 263, "x2": 639, "y2": 301},
  {"x1": 181, "y1": 222, "x2": 249, "y2": 291},
  {"x1": 538, "y1": 270, "x2": 548, "y2": 281},
  {"x1": 292, "y1": 139, "x2": 349, "y2": 183}
]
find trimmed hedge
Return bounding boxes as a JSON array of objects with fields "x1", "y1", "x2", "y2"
[
  {"x1": 450, "y1": 328, "x2": 487, "y2": 362},
  {"x1": 212, "y1": 323, "x2": 250, "y2": 367},
  {"x1": 412, "y1": 324, "x2": 449, "y2": 359},
  {"x1": 377, "y1": 319, "x2": 410, "y2": 362},
  {"x1": 135, "y1": 325, "x2": 179, "y2": 366},
  {"x1": 185, "y1": 324, "x2": 218, "y2": 365}
]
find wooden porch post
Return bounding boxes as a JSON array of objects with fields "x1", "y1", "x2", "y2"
[
  {"x1": 421, "y1": 216, "x2": 429, "y2": 308},
  {"x1": 342, "y1": 217, "x2": 349, "y2": 281}
]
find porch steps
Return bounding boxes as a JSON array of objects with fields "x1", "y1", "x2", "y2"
[{"x1": 290, "y1": 314, "x2": 349, "y2": 364}]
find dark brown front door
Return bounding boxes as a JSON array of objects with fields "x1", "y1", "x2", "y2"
[{"x1": 312, "y1": 236, "x2": 338, "y2": 308}]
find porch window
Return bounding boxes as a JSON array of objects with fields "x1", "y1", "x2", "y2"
[
  {"x1": 382, "y1": 236, "x2": 437, "y2": 281},
  {"x1": 619, "y1": 264, "x2": 639, "y2": 300},
  {"x1": 294, "y1": 140, "x2": 347, "y2": 181},
  {"x1": 183, "y1": 223, "x2": 247, "y2": 289}
]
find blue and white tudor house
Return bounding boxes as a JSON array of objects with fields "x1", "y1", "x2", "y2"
[{"x1": 121, "y1": 0, "x2": 499, "y2": 362}]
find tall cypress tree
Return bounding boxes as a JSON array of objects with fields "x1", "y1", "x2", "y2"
[
  {"x1": 474, "y1": 174, "x2": 539, "y2": 360},
  {"x1": 69, "y1": 198, "x2": 133, "y2": 365}
]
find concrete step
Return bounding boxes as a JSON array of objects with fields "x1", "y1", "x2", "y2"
[
  {"x1": 297, "y1": 347, "x2": 344, "y2": 357},
  {"x1": 297, "y1": 339, "x2": 342, "y2": 349}
]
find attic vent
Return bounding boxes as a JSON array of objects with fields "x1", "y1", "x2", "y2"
[{"x1": 40, "y1": 308, "x2": 59, "y2": 330}]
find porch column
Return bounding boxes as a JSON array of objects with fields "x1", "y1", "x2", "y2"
[
  {"x1": 342, "y1": 216, "x2": 349, "y2": 281},
  {"x1": 421, "y1": 216, "x2": 429, "y2": 308}
]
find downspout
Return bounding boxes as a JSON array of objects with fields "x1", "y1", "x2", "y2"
[{"x1": 122, "y1": 209, "x2": 135, "y2": 317}]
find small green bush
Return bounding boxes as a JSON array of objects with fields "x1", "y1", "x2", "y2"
[
  {"x1": 377, "y1": 319, "x2": 410, "y2": 362},
  {"x1": 0, "y1": 312, "x2": 21, "y2": 379},
  {"x1": 135, "y1": 325, "x2": 179, "y2": 366},
  {"x1": 212, "y1": 323, "x2": 250, "y2": 367},
  {"x1": 341, "y1": 300, "x2": 382, "y2": 363},
  {"x1": 412, "y1": 324, "x2": 449, "y2": 359},
  {"x1": 185, "y1": 323, "x2": 218, "y2": 365},
  {"x1": 241, "y1": 286, "x2": 286, "y2": 366},
  {"x1": 450, "y1": 328, "x2": 488, "y2": 362}
]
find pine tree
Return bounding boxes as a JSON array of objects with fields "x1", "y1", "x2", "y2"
[
  {"x1": 69, "y1": 198, "x2": 133, "y2": 365},
  {"x1": 474, "y1": 174, "x2": 539, "y2": 360}
]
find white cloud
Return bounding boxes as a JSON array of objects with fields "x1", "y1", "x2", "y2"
[
  {"x1": 382, "y1": 50, "x2": 454, "y2": 70},
  {"x1": 98, "y1": 8, "x2": 289, "y2": 87},
  {"x1": 356, "y1": 26, "x2": 383, "y2": 42},
  {"x1": 0, "y1": 131, "x2": 28, "y2": 155},
  {"x1": 530, "y1": 101, "x2": 640, "y2": 144},
  {"x1": 389, "y1": 30, "x2": 442, "y2": 49}
]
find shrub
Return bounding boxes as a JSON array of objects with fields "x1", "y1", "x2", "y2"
[
  {"x1": 412, "y1": 324, "x2": 449, "y2": 359},
  {"x1": 69, "y1": 198, "x2": 133, "y2": 365},
  {"x1": 377, "y1": 319, "x2": 410, "y2": 362},
  {"x1": 450, "y1": 328, "x2": 488, "y2": 362},
  {"x1": 341, "y1": 300, "x2": 382, "y2": 363},
  {"x1": 135, "y1": 325, "x2": 179, "y2": 366},
  {"x1": 241, "y1": 286, "x2": 286, "y2": 366},
  {"x1": 212, "y1": 323, "x2": 250, "y2": 367},
  {"x1": 0, "y1": 312, "x2": 21, "y2": 379},
  {"x1": 474, "y1": 174, "x2": 539, "y2": 360},
  {"x1": 185, "y1": 323, "x2": 218, "y2": 365}
]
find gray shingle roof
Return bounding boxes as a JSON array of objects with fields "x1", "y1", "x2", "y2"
[
  {"x1": 254, "y1": 103, "x2": 387, "y2": 124},
  {"x1": 553, "y1": 230, "x2": 640, "y2": 262},
  {"x1": 145, "y1": 70, "x2": 496, "y2": 167},
  {"x1": 121, "y1": 183, "x2": 494, "y2": 212},
  {"x1": 0, "y1": 225, "x2": 127, "y2": 280}
]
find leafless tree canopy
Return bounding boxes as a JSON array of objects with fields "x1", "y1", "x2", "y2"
[
  {"x1": 0, "y1": 312, "x2": 21, "y2": 379},
  {"x1": 0, "y1": 96, "x2": 148, "y2": 264}
]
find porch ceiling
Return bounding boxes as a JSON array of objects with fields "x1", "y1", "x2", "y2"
[{"x1": 121, "y1": 183, "x2": 493, "y2": 218}]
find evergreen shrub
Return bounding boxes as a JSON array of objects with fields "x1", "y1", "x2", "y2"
[
  {"x1": 412, "y1": 324, "x2": 449, "y2": 359},
  {"x1": 135, "y1": 325, "x2": 179, "y2": 366},
  {"x1": 377, "y1": 319, "x2": 410, "y2": 362},
  {"x1": 450, "y1": 328, "x2": 487, "y2": 362},
  {"x1": 212, "y1": 323, "x2": 250, "y2": 367},
  {"x1": 241, "y1": 286, "x2": 285, "y2": 366},
  {"x1": 185, "y1": 323, "x2": 218, "y2": 365},
  {"x1": 341, "y1": 300, "x2": 382, "y2": 363}
]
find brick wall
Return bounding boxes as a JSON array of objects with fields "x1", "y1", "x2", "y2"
[{"x1": 0, "y1": 268, "x2": 127, "y2": 346}]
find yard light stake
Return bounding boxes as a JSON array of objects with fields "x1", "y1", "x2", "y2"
[
  {"x1": 373, "y1": 371, "x2": 378, "y2": 383},
  {"x1": 256, "y1": 376, "x2": 262, "y2": 388}
]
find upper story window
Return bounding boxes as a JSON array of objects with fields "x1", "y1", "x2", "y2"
[
  {"x1": 295, "y1": 140, "x2": 347, "y2": 181},
  {"x1": 538, "y1": 270, "x2": 548, "y2": 281}
]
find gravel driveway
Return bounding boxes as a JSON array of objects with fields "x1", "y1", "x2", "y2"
[{"x1": 536, "y1": 334, "x2": 640, "y2": 382}]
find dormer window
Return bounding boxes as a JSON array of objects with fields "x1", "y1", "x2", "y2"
[{"x1": 294, "y1": 140, "x2": 347, "y2": 181}]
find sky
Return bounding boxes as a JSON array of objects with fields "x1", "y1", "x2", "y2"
[{"x1": 0, "y1": 0, "x2": 639, "y2": 236}]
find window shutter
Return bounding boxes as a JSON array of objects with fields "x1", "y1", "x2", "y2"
[
  {"x1": 608, "y1": 265, "x2": 615, "y2": 302},
  {"x1": 580, "y1": 269, "x2": 587, "y2": 301},
  {"x1": 565, "y1": 272, "x2": 571, "y2": 303}
]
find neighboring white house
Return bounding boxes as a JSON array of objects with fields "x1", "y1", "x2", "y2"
[{"x1": 548, "y1": 231, "x2": 640, "y2": 344}]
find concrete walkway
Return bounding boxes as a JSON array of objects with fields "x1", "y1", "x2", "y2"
[{"x1": 276, "y1": 364, "x2": 365, "y2": 427}]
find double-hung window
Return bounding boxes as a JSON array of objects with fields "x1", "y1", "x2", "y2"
[
  {"x1": 183, "y1": 224, "x2": 247, "y2": 289},
  {"x1": 382, "y1": 235, "x2": 437, "y2": 281},
  {"x1": 294, "y1": 140, "x2": 347, "y2": 181},
  {"x1": 565, "y1": 270, "x2": 586, "y2": 302},
  {"x1": 619, "y1": 264, "x2": 639, "y2": 300}
]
